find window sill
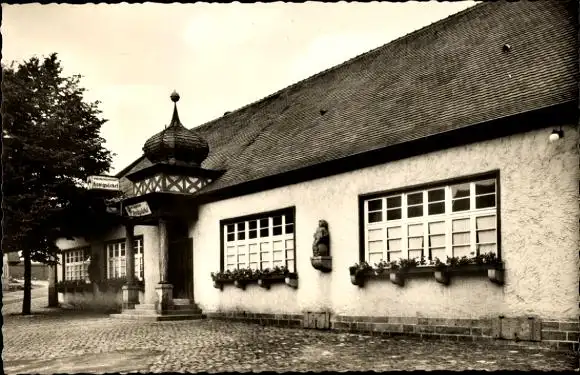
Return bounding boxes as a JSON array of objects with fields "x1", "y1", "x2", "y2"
[
  {"x1": 213, "y1": 273, "x2": 298, "y2": 291},
  {"x1": 351, "y1": 264, "x2": 504, "y2": 287}
]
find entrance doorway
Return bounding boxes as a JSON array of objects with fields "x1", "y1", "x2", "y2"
[{"x1": 167, "y1": 221, "x2": 193, "y2": 300}]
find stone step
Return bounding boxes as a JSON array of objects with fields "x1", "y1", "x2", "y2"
[
  {"x1": 110, "y1": 313, "x2": 205, "y2": 322},
  {"x1": 122, "y1": 308, "x2": 202, "y2": 316},
  {"x1": 134, "y1": 304, "x2": 156, "y2": 310},
  {"x1": 122, "y1": 309, "x2": 159, "y2": 316},
  {"x1": 172, "y1": 304, "x2": 201, "y2": 312},
  {"x1": 173, "y1": 299, "x2": 192, "y2": 305},
  {"x1": 133, "y1": 304, "x2": 201, "y2": 313}
]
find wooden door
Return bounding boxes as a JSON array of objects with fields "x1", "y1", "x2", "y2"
[{"x1": 169, "y1": 238, "x2": 193, "y2": 300}]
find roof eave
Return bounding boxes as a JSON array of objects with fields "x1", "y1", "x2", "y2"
[{"x1": 195, "y1": 100, "x2": 577, "y2": 204}]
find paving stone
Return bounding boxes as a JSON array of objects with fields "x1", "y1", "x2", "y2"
[{"x1": 2, "y1": 302, "x2": 577, "y2": 373}]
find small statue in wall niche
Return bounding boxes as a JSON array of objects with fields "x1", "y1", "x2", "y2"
[{"x1": 312, "y1": 220, "x2": 330, "y2": 257}]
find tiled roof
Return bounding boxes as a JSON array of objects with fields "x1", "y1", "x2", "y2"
[{"x1": 121, "y1": 1, "x2": 578, "y2": 197}]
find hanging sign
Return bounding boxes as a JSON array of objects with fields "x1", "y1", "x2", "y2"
[
  {"x1": 87, "y1": 175, "x2": 120, "y2": 191},
  {"x1": 125, "y1": 201, "x2": 152, "y2": 217}
]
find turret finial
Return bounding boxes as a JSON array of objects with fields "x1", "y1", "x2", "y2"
[
  {"x1": 170, "y1": 90, "x2": 180, "y2": 103},
  {"x1": 168, "y1": 90, "x2": 182, "y2": 127}
]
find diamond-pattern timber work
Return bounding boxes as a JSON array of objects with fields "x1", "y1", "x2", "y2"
[
  {"x1": 133, "y1": 175, "x2": 163, "y2": 196},
  {"x1": 132, "y1": 174, "x2": 212, "y2": 196}
]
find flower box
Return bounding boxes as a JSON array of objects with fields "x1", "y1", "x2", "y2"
[
  {"x1": 348, "y1": 252, "x2": 504, "y2": 288},
  {"x1": 211, "y1": 267, "x2": 298, "y2": 291},
  {"x1": 487, "y1": 268, "x2": 504, "y2": 285},
  {"x1": 234, "y1": 280, "x2": 246, "y2": 290},
  {"x1": 284, "y1": 276, "x2": 298, "y2": 289},
  {"x1": 389, "y1": 272, "x2": 405, "y2": 286},
  {"x1": 434, "y1": 270, "x2": 450, "y2": 285},
  {"x1": 257, "y1": 279, "x2": 270, "y2": 289}
]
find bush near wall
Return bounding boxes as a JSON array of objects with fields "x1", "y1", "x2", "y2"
[
  {"x1": 9, "y1": 264, "x2": 49, "y2": 280},
  {"x1": 57, "y1": 278, "x2": 145, "y2": 313},
  {"x1": 56, "y1": 278, "x2": 145, "y2": 294}
]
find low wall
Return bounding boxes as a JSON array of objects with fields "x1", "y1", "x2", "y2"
[
  {"x1": 58, "y1": 289, "x2": 145, "y2": 312},
  {"x1": 9, "y1": 264, "x2": 49, "y2": 280}
]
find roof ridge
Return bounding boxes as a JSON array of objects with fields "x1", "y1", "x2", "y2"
[{"x1": 192, "y1": 1, "x2": 484, "y2": 131}]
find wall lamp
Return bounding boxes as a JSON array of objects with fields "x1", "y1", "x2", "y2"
[{"x1": 549, "y1": 126, "x2": 564, "y2": 142}]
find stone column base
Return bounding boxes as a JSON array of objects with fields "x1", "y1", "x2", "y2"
[
  {"x1": 155, "y1": 283, "x2": 174, "y2": 314},
  {"x1": 122, "y1": 284, "x2": 140, "y2": 310}
]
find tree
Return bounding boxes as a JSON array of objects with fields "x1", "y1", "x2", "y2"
[{"x1": 2, "y1": 53, "x2": 114, "y2": 314}]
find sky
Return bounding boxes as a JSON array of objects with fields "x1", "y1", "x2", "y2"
[{"x1": 2, "y1": 1, "x2": 477, "y2": 174}]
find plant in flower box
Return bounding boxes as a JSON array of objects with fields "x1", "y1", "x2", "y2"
[
  {"x1": 481, "y1": 251, "x2": 503, "y2": 284},
  {"x1": 433, "y1": 257, "x2": 450, "y2": 285},
  {"x1": 472, "y1": 252, "x2": 485, "y2": 266},
  {"x1": 458, "y1": 256, "x2": 472, "y2": 267},
  {"x1": 277, "y1": 266, "x2": 298, "y2": 288},
  {"x1": 389, "y1": 258, "x2": 417, "y2": 286},
  {"x1": 254, "y1": 269, "x2": 267, "y2": 288},
  {"x1": 445, "y1": 256, "x2": 460, "y2": 269},
  {"x1": 349, "y1": 261, "x2": 373, "y2": 286},
  {"x1": 399, "y1": 258, "x2": 418, "y2": 270},
  {"x1": 211, "y1": 270, "x2": 233, "y2": 290},
  {"x1": 374, "y1": 260, "x2": 390, "y2": 275},
  {"x1": 232, "y1": 268, "x2": 254, "y2": 289},
  {"x1": 256, "y1": 268, "x2": 280, "y2": 289}
]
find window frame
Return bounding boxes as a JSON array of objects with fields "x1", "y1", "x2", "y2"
[
  {"x1": 105, "y1": 235, "x2": 145, "y2": 280},
  {"x1": 219, "y1": 206, "x2": 297, "y2": 273},
  {"x1": 62, "y1": 247, "x2": 91, "y2": 282},
  {"x1": 358, "y1": 170, "x2": 502, "y2": 264}
]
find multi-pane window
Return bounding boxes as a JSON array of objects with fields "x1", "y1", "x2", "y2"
[
  {"x1": 106, "y1": 237, "x2": 144, "y2": 280},
  {"x1": 224, "y1": 209, "x2": 296, "y2": 272},
  {"x1": 363, "y1": 176, "x2": 498, "y2": 264},
  {"x1": 64, "y1": 248, "x2": 90, "y2": 281}
]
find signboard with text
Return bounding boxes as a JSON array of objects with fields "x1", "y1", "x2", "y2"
[
  {"x1": 87, "y1": 175, "x2": 120, "y2": 191},
  {"x1": 125, "y1": 201, "x2": 152, "y2": 217}
]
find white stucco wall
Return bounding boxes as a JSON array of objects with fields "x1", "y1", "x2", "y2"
[
  {"x1": 192, "y1": 125, "x2": 579, "y2": 320},
  {"x1": 55, "y1": 225, "x2": 160, "y2": 305}
]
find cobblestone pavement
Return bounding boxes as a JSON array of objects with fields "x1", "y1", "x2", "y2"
[{"x1": 2, "y1": 303, "x2": 577, "y2": 373}]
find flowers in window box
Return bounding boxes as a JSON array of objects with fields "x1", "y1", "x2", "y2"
[
  {"x1": 389, "y1": 258, "x2": 416, "y2": 286},
  {"x1": 254, "y1": 269, "x2": 271, "y2": 289},
  {"x1": 481, "y1": 251, "x2": 500, "y2": 266},
  {"x1": 230, "y1": 268, "x2": 254, "y2": 289},
  {"x1": 349, "y1": 262, "x2": 373, "y2": 286},
  {"x1": 211, "y1": 270, "x2": 233, "y2": 282},
  {"x1": 211, "y1": 270, "x2": 233, "y2": 289},
  {"x1": 374, "y1": 260, "x2": 390, "y2": 274},
  {"x1": 446, "y1": 256, "x2": 460, "y2": 269},
  {"x1": 472, "y1": 252, "x2": 485, "y2": 265},
  {"x1": 457, "y1": 256, "x2": 471, "y2": 267},
  {"x1": 480, "y1": 252, "x2": 503, "y2": 284},
  {"x1": 398, "y1": 258, "x2": 418, "y2": 271},
  {"x1": 433, "y1": 257, "x2": 450, "y2": 285},
  {"x1": 97, "y1": 277, "x2": 144, "y2": 293},
  {"x1": 388, "y1": 260, "x2": 400, "y2": 272},
  {"x1": 211, "y1": 266, "x2": 297, "y2": 290},
  {"x1": 56, "y1": 279, "x2": 92, "y2": 293}
]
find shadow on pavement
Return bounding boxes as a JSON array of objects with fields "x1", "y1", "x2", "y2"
[
  {"x1": 3, "y1": 307, "x2": 112, "y2": 320},
  {"x1": 4, "y1": 349, "x2": 160, "y2": 374}
]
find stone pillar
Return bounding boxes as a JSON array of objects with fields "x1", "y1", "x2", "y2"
[
  {"x1": 47, "y1": 263, "x2": 58, "y2": 307},
  {"x1": 122, "y1": 224, "x2": 140, "y2": 310},
  {"x1": 155, "y1": 218, "x2": 173, "y2": 314}
]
